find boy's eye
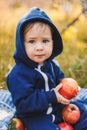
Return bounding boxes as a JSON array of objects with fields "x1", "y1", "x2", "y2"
[
  {"x1": 28, "y1": 40, "x2": 35, "y2": 44},
  {"x1": 43, "y1": 40, "x2": 49, "y2": 43}
]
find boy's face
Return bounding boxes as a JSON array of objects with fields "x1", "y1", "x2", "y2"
[{"x1": 24, "y1": 22, "x2": 53, "y2": 65}]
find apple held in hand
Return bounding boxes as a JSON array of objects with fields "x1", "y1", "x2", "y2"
[
  {"x1": 62, "y1": 103, "x2": 80, "y2": 124},
  {"x1": 58, "y1": 122, "x2": 74, "y2": 130},
  {"x1": 59, "y1": 78, "x2": 79, "y2": 100}
]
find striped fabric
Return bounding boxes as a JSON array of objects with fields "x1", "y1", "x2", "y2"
[{"x1": 0, "y1": 90, "x2": 16, "y2": 130}]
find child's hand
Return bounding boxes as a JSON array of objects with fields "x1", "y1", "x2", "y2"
[
  {"x1": 73, "y1": 86, "x2": 81, "y2": 99},
  {"x1": 77, "y1": 86, "x2": 81, "y2": 95},
  {"x1": 54, "y1": 83, "x2": 70, "y2": 105}
]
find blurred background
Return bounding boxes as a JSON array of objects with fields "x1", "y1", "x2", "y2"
[{"x1": 0, "y1": 0, "x2": 87, "y2": 89}]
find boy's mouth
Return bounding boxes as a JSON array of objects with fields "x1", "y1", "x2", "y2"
[{"x1": 35, "y1": 54, "x2": 45, "y2": 58}]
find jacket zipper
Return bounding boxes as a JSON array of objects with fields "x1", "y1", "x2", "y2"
[{"x1": 35, "y1": 65, "x2": 53, "y2": 114}]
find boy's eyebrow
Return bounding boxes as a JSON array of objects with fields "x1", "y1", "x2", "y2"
[{"x1": 26, "y1": 36, "x2": 52, "y2": 39}]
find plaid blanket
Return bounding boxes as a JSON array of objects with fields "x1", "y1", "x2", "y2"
[{"x1": 0, "y1": 90, "x2": 15, "y2": 130}]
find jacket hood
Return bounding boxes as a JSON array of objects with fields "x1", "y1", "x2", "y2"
[{"x1": 14, "y1": 7, "x2": 63, "y2": 68}]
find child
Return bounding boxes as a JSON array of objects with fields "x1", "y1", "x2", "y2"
[{"x1": 7, "y1": 7, "x2": 79, "y2": 130}]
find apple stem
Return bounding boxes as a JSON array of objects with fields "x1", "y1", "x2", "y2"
[{"x1": 71, "y1": 107, "x2": 75, "y2": 111}]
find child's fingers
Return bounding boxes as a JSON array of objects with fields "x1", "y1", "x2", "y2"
[
  {"x1": 57, "y1": 83, "x2": 63, "y2": 91},
  {"x1": 57, "y1": 92, "x2": 70, "y2": 105},
  {"x1": 53, "y1": 83, "x2": 62, "y2": 93},
  {"x1": 78, "y1": 86, "x2": 81, "y2": 92}
]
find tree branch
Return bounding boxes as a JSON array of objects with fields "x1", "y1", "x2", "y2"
[{"x1": 61, "y1": 9, "x2": 84, "y2": 34}]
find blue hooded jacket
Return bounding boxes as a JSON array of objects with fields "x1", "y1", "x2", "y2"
[{"x1": 7, "y1": 7, "x2": 87, "y2": 130}]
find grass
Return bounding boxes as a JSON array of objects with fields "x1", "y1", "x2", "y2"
[{"x1": 8, "y1": 120, "x2": 16, "y2": 130}]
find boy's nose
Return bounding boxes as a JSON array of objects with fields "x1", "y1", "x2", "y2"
[{"x1": 35, "y1": 43, "x2": 43, "y2": 51}]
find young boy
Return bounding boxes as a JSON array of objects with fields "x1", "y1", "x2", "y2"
[{"x1": 7, "y1": 7, "x2": 79, "y2": 130}]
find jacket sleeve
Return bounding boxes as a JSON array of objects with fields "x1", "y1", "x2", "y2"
[
  {"x1": 51, "y1": 60, "x2": 65, "y2": 84},
  {"x1": 7, "y1": 68, "x2": 57, "y2": 116}
]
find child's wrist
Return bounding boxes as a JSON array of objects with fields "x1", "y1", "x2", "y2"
[{"x1": 45, "y1": 90, "x2": 57, "y2": 104}]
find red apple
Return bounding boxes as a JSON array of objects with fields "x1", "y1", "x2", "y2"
[
  {"x1": 13, "y1": 118, "x2": 25, "y2": 130},
  {"x1": 62, "y1": 103, "x2": 80, "y2": 124},
  {"x1": 59, "y1": 78, "x2": 79, "y2": 99},
  {"x1": 58, "y1": 122, "x2": 74, "y2": 130}
]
